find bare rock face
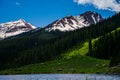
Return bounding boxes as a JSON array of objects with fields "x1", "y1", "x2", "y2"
[
  {"x1": 0, "y1": 19, "x2": 36, "y2": 39},
  {"x1": 45, "y1": 11, "x2": 103, "y2": 32}
]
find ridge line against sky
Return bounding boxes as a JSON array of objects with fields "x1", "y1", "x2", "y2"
[{"x1": 0, "y1": 0, "x2": 119, "y2": 27}]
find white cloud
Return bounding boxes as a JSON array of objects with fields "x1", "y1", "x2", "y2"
[
  {"x1": 73, "y1": 0, "x2": 120, "y2": 12},
  {"x1": 16, "y1": 2, "x2": 20, "y2": 6}
]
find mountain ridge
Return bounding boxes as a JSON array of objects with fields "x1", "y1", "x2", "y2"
[
  {"x1": 0, "y1": 19, "x2": 36, "y2": 39},
  {"x1": 0, "y1": 11, "x2": 103, "y2": 39},
  {"x1": 45, "y1": 11, "x2": 103, "y2": 32}
]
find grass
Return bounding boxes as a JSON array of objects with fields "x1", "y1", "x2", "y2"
[
  {"x1": 0, "y1": 55, "x2": 109, "y2": 74},
  {"x1": 107, "y1": 65, "x2": 120, "y2": 75},
  {"x1": 63, "y1": 37, "x2": 99, "y2": 59},
  {"x1": 0, "y1": 39, "x2": 109, "y2": 74},
  {"x1": 63, "y1": 41, "x2": 89, "y2": 59},
  {"x1": 111, "y1": 27, "x2": 120, "y2": 34}
]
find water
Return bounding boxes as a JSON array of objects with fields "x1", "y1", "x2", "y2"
[{"x1": 0, "y1": 74, "x2": 120, "y2": 80}]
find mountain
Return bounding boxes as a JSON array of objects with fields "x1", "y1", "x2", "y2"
[
  {"x1": 0, "y1": 19, "x2": 36, "y2": 39},
  {"x1": 45, "y1": 11, "x2": 103, "y2": 32},
  {"x1": 0, "y1": 12, "x2": 120, "y2": 71},
  {"x1": 0, "y1": 11, "x2": 103, "y2": 39}
]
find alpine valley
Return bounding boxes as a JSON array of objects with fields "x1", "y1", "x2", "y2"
[{"x1": 0, "y1": 11, "x2": 120, "y2": 74}]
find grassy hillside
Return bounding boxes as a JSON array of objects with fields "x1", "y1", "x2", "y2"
[
  {"x1": 0, "y1": 56, "x2": 109, "y2": 74},
  {"x1": 0, "y1": 40, "x2": 109, "y2": 74},
  {"x1": 1, "y1": 27, "x2": 120, "y2": 74},
  {"x1": 0, "y1": 28, "x2": 119, "y2": 75}
]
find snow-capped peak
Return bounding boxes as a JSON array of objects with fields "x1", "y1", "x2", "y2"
[
  {"x1": 0, "y1": 19, "x2": 36, "y2": 39},
  {"x1": 45, "y1": 11, "x2": 103, "y2": 32},
  {"x1": 19, "y1": 19, "x2": 25, "y2": 22}
]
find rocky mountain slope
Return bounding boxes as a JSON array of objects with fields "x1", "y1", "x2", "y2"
[
  {"x1": 45, "y1": 11, "x2": 103, "y2": 32},
  {"x1": 0, "y1": 11, "x2": 103, "y2": 39},
  {"x1": 0, "y1": 19, "x2": 36, "y2": 39}
]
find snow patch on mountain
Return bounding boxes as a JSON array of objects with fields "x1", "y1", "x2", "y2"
[
  {"x1": 0, "y1": 19, "x2": 36, "y2": 39},
  {"x1": 45, "y1": 11, "x2": 103, "y2": 32}
]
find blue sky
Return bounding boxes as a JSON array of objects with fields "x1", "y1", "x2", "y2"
[{"x1": 0, "y1": 0, "x2": 119, "y2": 27}]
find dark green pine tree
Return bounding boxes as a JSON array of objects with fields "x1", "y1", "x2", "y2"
[{"x1": 88, "y1": 38, "x2": 92, "y2": 56}]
